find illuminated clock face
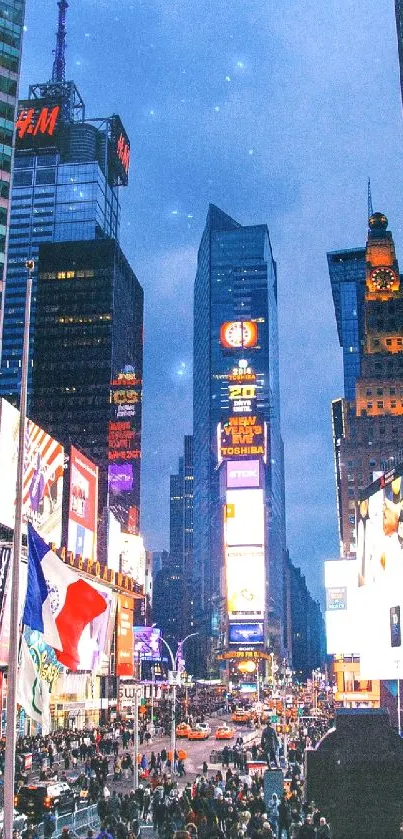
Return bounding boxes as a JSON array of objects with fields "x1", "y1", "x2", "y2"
[
  {"x1": 371, "y1": 267, "x2": 396, "y2": 291},
  {"x1": 220, "y1": 321, "x2": 258, "y2": 349}
]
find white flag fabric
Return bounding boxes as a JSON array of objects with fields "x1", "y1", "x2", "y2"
[{"x1": 17, "y1": 636, "x2": 50, "y2": 734}]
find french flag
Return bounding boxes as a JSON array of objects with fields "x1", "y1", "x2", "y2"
[{"x1": 23, "y1": 524, "x2": 107, "y2": 670}]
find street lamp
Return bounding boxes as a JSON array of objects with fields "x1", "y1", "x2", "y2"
[{"x1": 160, "y1": 632, "x2": 199, "y2": 775}]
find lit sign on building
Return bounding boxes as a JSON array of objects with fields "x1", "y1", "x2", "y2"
[
  {"x1": 108, "y1": 366, "x2": 142, "y2": 534},
  {"x1": 226, "y1": 546, "x2": 265, "y2": 619},
  {"x1": 220, "y1": 415, "x2": 265, "y2": 458},
  {"x1": 228, "y1": 384, "x2": 257, "y2": 414},
  {"x1": 226, "y1": 459, "x2": 260, "y2": 489},
  {"x1": 16, "y1": 105, "x2": 60, "y2": 141},
  {"x1": 220, "y1": 321, "x2": 258, "y2": 349},
  {"x1": 109, "y1": 115, "x2": 131, "y2": 187},
  {"x1": 116, "y1": 133, "x2": 130, "y2": 176}
]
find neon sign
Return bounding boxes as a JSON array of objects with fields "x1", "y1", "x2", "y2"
[
  {"x1": 220, "y1": 416, "x2": 265, "y2": 458},
  {"x1": 15, "y1": 105, "x2": 60, "y2": 140},
  {"x1": 116, "y1": 133, "x2": 130, "y2": 176}
]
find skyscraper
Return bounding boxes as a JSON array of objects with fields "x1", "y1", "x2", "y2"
[
  {"x1": 330, "y1": 212, "x2": 403, "y2": 556},
  {"x1": 30, "y1": 239, "x2": 143, "y2": 540},
  {"x1": 395, "y1": 1, "x2": 403, "y2": 109},
  {"x1": 0, "y1": 0, "x2": 26, "y2": 331},
  {"x1": 152, "y1": 436, "x2": 194, "y2": 656},
  {"x1": 0, "y1": 0, "x2": 129, "y2": 404},
  {"x1": 193, "y1": 204, "x2": 286, "y2": 676},
  {"x1": 327, "y1": 247, "x2": 366, "y2": 401}
]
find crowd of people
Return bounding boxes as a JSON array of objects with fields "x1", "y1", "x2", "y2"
[{"x1": 3, "y1": 689, "x2": 334, "y2": 839}]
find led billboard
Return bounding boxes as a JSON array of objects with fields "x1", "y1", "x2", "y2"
[
  {"x1": 225, "y1": 489, "x2": 265, "y2": 546},
  {"x1": 220, "y1": 415, "x2": 265, "y2": 459},
  {"x1": 228, "y1": 622, "x2": 264, "y2": 645},
  {"x1": 120, "y1": 533, "x2": 146, "y2": 588},
  {"x1": 226, "y1": 460, "x2": 260, "y2": 489},
  {"x1": 226, "y1": 546, "x2": 265, "y2": 619},
  {"x1": 220, "y1": 321, "x2": 258, "y2": 349},
  {"x1": 108, "y1": 367, "x2": 141, "y2": 535},
  {"x1": 134, "y1": 626, "x2": 161, "y2": 660},
  {"x1": 67, "y1": 446, "x2": 98, "y2": 561},
  {"x1": 324, "y1": 558, "x2": 360, "y2": 655},
  {"x1": 0, "y1": 399, "x2": 64, "y2": 544},
  {"x1": 355, "y1": 467, "x2": 403, "y2": 678},
  {"x1": 116, "y1": 594, "x2": 134, "y2": 676}
]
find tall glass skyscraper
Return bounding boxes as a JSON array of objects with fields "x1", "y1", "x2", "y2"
[
  {"x1": 193, "y1": 204, "x2": 286, "y2": 676},
  {"x1": 0, "y1": 67, "x2": 129, "y2": 403},
  {"x1": 0, "y1": 1, "x2": 26, "y2": 300},
  {"x1": 328, "y1": 247, "x2": 366, "y2": 401}
]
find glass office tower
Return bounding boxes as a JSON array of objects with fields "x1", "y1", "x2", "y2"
[
  {"x1": 31, "y1": 237, "x2": 143, "y2": 550},
  {"x1": 328, "y1": 247, "x2": 366, "y2": 401},
  {"x1": 193, "y1": 204, "x2": 286, "y2": 676},
  {"x1": 0, "y1": 72, "x2": 129, "y2": 403},
  {"x1": 0, "y1": 1, "x2": 25, "y2": 297}
]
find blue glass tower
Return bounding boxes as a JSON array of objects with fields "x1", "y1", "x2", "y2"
[
  {"x1": 193, "y1": 204, "x2": 286, "y2": 675},
  {"x1": 328, "y1": 248, "x2": 366, "y2": 401}
]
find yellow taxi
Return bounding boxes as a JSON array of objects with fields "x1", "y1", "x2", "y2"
[
  {"x1": 187, "y1": 723, "x2": 211, "y2": 740},
  {"x1": 215, "y1": 725, "x2": 235, "y2": 740},
  {"x1": 176, "y1": 722, "x2": 192, "y2": 738},
  {"x1": 231, "y1": 709, "x2": 251, "y2": 724}
]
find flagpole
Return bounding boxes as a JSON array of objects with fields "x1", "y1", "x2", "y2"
[{"x1": 3, "y1": 259, "x2": 34, "y2": 839}]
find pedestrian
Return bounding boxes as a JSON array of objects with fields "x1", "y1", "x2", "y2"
[
  {"x1": 202, "y1": 760, "x2": 208, "y2": 775},
  {"x1": 316, "y1": 816, "x2": 331, "y2": 839},
  {"x1": 278, "y1": 793, "x2": 292, "y2": 838}
]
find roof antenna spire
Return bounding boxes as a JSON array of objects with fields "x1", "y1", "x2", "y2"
[
  {"x1": 52, "y1": 0, "x2": 68, "y2": 83},
  {"x1": 368, "y1": 177, "x2": 374, "y2": 220}
]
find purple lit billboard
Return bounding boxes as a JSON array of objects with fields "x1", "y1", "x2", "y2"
[
  {"x1": 108, "y1": 464, "x2": 134, "y2": 493},
  {"x1": 226, "y1": 459, "x2": 260, "y2": 489},
  {"x1": 134, "y1": 626, "x2": 161, "y2": 660}
]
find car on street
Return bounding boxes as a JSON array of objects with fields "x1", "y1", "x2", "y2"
[
  {"x1": 231, "y1": 709, "x2": 251, "y2": 724},
  {"x1": 188, "y1": 723, "x2": 211, "y2": 740},
  {"x1": 176, "y1": 722, "x2": 192, "y2": 737},
  {"x1": 15, "y1": 781, "x2": 77, "y2": 820},
  {"x1": 215, "y1": 725, "x2": 235, "y2": 740}
]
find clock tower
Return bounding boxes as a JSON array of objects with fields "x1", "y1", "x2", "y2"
[{"x1": 365, "y1": 212, "x2": 400, "y2": 299}]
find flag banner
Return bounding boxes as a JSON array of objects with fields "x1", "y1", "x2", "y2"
[
  {"x1": 17, "y1": 635, "x2": 50, "y2": 734},
  {"x1": 23, "y1": 524, "x2": 107, "y2": 670}
]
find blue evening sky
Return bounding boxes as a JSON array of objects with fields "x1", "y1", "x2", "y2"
[{"x1": 21, "y1": 0, "x2": 403, "y2": 601}]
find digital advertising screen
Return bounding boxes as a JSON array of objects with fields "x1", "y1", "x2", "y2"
[
  {"x1": 220, "y1": 416, "x2": 265, "y2": 460},
  {"x1": 108, "y1": 366, "x2": 142, "y2": 535},
  {"x1": 228, "y1": 622, "x2": 264, "y2": 645},
  {"x1": 355, "y1": 467, "x2": 403, "y2": 678},
  {"x1": 0, "y1": 399, "x2": 64, "y2": 545},
  {"x1": 16, "y1": 99, "x2": 62, "y2": 150},
  {"x1": 226, "y1": 460, "x2": 260, "y2": 489},
  {"x1": 324, "y1": 558, "x2": 360, "y2": 656},
  {"x1": 225, "y1": 489, "x2": 265, "y2": 547},
  {"x1": 134, "y1": 626, "x2": 161, "y2": 660},
  {"x1": 120, "y1": 533, "x2": 146, "y2": 588},
  {"x1": 116, "y1": 594, "x2": 134, "y2": 677},
  {"x1": 226, "y1": 546, "x2": 265, "y2": 620},
  {"x1": 67, "y1": 446, "x2": 98, "y2": 561}
]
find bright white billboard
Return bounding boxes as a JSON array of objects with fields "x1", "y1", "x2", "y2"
[
  {"x1": 324, "y1": 558, "x2": 360, "y2": 655},
  {"x1": 355, "y1": 469, "x2": 403, "y2": 679},
  {"x1": 0, "y1": 399, "x2": 64, "y2": 545},
  {"x1": 225, "y1": 489, "x2": 265, "y2": 546},
  {"x1": 226, "y1": 546, "x2": 265, "y2": 620}
]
